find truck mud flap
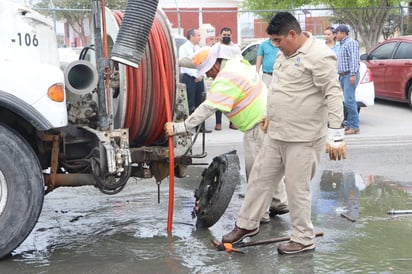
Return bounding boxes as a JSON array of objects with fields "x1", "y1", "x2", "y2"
[{"x1": 192, "y1": 150, "x2": 240, "y2": 228}]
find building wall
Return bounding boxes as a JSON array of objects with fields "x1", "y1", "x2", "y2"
[
  {"x1": 254, "y1": 16, "x2": 332, "y2": 38},
  {"x1": 254, "y1": 19, "x2": 268, "y2": 38},
  {"x1": 163, "y1": 7, "x2": 239, "y2": 46}
]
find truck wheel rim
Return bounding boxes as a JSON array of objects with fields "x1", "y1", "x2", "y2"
[{"x1": 0, "y1": 171, "x2": 7, "y2": 216}]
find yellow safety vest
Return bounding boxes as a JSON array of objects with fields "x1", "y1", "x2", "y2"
[{"x1": 205, "y1": 58, "x2": 267, "y2": 132}]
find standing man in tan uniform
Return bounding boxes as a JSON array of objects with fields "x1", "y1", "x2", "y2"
[{"x1": 222, "y1": 12, "x2": 346, "y2": 255}]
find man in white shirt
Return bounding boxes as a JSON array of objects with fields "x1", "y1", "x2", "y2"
[
  {"x1": 179, "y1": 28, "x2": 211, "y2": 132},
  {"x1": 179, "y1": 29, "x2": 203, "y2": 111}
]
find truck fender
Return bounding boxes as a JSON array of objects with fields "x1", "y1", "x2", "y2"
[{"x1": 0, "y1": 90, "x2": 53, "y2": 130}]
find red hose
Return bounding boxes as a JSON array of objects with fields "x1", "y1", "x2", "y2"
[
  {"x1": 113, "y1": 10, "x2": 175, "y2": 146},
  {"x1": 150, "y1": 12, "x2": 175, "y2": 232},
  {"x1": 112, "y1": 10, "x2": 176, "y2": 231}
]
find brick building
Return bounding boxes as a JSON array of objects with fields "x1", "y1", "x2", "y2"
[{"x1": 159, "y1": 0, "x2": 241, "y2": 46}]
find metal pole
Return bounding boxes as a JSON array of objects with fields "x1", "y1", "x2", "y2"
[
  {"x1": 92, "y1": 0, "x2": 111, "y2": 130},
  {"x1": 49, "y1": 0, "x2": 57, "y2": 31},
  {"x1": 174, "y1": 0, "x2": 181, "y2": 35},
  {"x1": 399, "y1": 3, "x2": 404, "y2": 35}
]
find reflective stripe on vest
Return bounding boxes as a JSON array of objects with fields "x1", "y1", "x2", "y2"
[{"x1": 210, "y1": 70, "x2": 264, "y2": 119}]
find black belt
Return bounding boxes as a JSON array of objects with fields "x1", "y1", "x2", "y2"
[
  {"x1": 183, "y1": 73, "x2": 196, "y2": 79},
  {"x1": 263, "y1": 71, "x2": 273, "y2": 75},
  {"x1": 338, "y1": 71, "x2": 351, "y2": 76}
]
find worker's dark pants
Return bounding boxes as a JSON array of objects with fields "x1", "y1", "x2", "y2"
[{"x1": 182, "y1": 74, "x2": 204, "y2": 114}]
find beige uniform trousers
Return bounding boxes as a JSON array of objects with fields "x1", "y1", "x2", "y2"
[
  {"x1": 237, "y1": 135, "x2": 325, "y2": 246},
  {"x1": 243, "y1": 123, "x2": 264, "y2": 180},
  {"x1": 261, "y1": 73, "x2": 272, "y2": 88},
  {"x1": 243, "y1": 124, "x2": 288, "y2": 210}
]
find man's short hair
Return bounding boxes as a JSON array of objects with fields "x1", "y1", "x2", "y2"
[
  {"x1": 266, "y1": 12, "x2": 301, "y2": 36},
  {"x1": 220, "y1": 27, "x2": 232, "y2": 34},
  {"x1": 186, "y1": 28, "x2": 196, "y2": 40}
]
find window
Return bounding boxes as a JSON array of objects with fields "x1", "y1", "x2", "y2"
[
  {"x1": 242, "y1": 44, "x2": 259, "y2": 65},
  {"x1": 393, "y1": 42, "x2": 412, "y2": 59},
  {"x1": 369, "y1": 42, "x2": 397, "y2": 60}
]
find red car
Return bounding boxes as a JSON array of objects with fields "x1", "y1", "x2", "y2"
[{"x1": 360, "y1": 36, "x2": 412, "y2": 107}]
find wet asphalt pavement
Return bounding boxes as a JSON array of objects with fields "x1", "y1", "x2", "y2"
[{"x1": 1, "y1": 100, "x2": 412, "y2": 273}]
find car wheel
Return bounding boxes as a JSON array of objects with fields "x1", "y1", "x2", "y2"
[
  {"x1": 0, "y1": 123, "x2": 44, "y2": 259},
  {"x1": 408, "y1": 85, "x2": 412, "y2": 108}
]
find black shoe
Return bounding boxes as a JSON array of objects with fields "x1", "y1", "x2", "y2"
[
  {"x1": 229, "y1": 123, "x2": 238, "y2": 130},
  {"x1": 222, "y1": 225, "x2": 259, "y2": 243},
  {"x1": 269, "y1": 206, "x2": 289, "y2": 217}
]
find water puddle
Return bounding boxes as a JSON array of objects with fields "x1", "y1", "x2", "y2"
[{"x1": 1, "y1": 168, "x2": 411, "y2": 273}]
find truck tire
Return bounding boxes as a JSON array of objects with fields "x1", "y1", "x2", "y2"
[
  {"x1": 0, "y1": 123, "x2": 44, "y2": 259},
  {"x1": 193, "y1": 150, "x2": 240, "y2": 228}
]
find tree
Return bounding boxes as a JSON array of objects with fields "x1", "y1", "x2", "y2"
[
  {"x1": 242, "y1": 0, "x2": 405, "y2": 52},
  {"x1": 32, "y1": 0, "x2": 127, "y2": 46}
]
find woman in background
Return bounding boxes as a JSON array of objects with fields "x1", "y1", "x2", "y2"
[{"x1": 324, "y1": 26, "x2": 340, "y2": 55}]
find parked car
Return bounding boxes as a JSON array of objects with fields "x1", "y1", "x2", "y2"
[
  {"x1": 241, "y1": 40, "x2": 264, "y2": 72},
  {"x1": 174, "y1": 35, "x2": 187, "y2": 81},
  {"x1": 360, "y1": 36, "x2": 412, "y2": 107},
  {"x1": 174, "y1": 35, "x2": 187, "y2": 54},
  {"x1": 242, "y1": 40, "x2": 375, "y2": 112}
]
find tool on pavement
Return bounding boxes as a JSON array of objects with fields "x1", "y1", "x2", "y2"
[
  {"x1": 388, "y1": 209, "x2": 412, "y2": 215},
  {"x1": 211, "y1": 231, "x2": 324, "y2": 253},
  {"x1": 211, "y1": 240, "x2": 245, "y2": 254}
]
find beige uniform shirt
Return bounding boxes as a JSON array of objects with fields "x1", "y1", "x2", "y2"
[{"x1": 267, "y1": 34, "x2": 343, "y2": 142}]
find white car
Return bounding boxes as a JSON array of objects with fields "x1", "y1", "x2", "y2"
[{"x1": 241, "y1": 40, "x2": 375, "y2": 112}]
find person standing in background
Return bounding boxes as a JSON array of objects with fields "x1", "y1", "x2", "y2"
[
  {"x1": 335, "y1": 24, "x2": 360, "y2": 135},
  {"x1": 214, "y1": 27, "x2": 241, "y2": 131},
  {"x1": 179, "y1": 28, "x2": 211, "y2": 133},
  {"x1": 255, "y1": 37, "x2": 279, "y2": 87},
  {"x1": 324, "y1": 26, "x2": 340, "y2": 55}
]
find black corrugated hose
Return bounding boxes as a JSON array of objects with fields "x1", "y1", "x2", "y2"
[{"x1": 111, "y1": 0, "x2": 159, "y2": 68}]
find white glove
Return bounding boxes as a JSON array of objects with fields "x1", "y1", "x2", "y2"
[
  {"x1": 164, "y1": 122, "x2": 187, "y2": 136},
  {"x1": 326, "y1": 128, "x2": 346, "y2": 161}
]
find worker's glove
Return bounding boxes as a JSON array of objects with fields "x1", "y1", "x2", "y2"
[
  {"x1": 260, "y1": 117, "x2": 269, "y2": 133},
  {"x1": 178, "y1": 57, "x2": 197, "y2": 69},
  {"x1": 326, "y1": 128, "x2": 346, "y2": 161},
  {"x1": 164, "y1": 122, "x2": 187, "y2": 136}
]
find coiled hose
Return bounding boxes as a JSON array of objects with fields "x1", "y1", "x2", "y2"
[
  {"x1": 112, "y1": 10, "x2": 177, "y2": 147},
  {"x1": 112, "y1": 7, "x2": 177, "y2": 232}
]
